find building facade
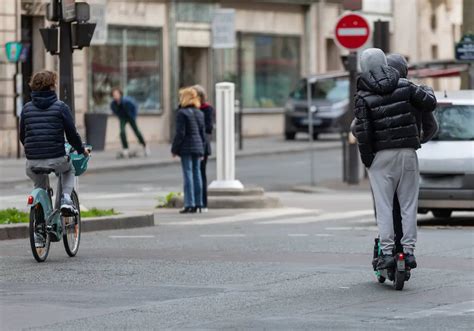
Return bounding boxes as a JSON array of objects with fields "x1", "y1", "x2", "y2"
[{"x1": 0, "y1": 0, "x2": 464, "y2": 157}]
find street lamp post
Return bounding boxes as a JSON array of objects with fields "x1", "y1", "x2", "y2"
[{"x1": 307, "y1": 77, "x2": 317, "y2": 186}]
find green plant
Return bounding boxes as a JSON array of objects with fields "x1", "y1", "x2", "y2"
[
  {"x1": 0, "y1": 208, "x2": 29, "y2": 224},
  {"x1": 156, "y1": 192, "x2": 181, "y2": 208},
  {"x1": 81, "y1": 208, "x2": 118, "y2": 218}
]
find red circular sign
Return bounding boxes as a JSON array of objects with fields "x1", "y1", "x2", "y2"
[{"x1": 335, "y1": 13, "x2": 371, "y2": 50}]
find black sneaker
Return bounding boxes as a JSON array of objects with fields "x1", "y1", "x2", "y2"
[
  {"x1": 377, "y1": 253, "x2": 395, "y2": 270},
  {"x1": 405, "y1": 253, "x2": 417, "y2": 269}
]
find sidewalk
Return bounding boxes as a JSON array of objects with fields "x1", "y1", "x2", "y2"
[{"x1": 0, "y1": 135, "x2": 341, "y2": 185}]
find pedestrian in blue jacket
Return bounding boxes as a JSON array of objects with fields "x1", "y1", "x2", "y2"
[
  {"x1": 110, "y1": 88, "x2": 149, "y2": 157},
  {"x1": 171, "y1": 87, "x2": 206, "y2": 214}
]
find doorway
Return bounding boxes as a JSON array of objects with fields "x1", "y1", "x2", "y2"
[{"x1": 179, "y1": 47, "x2": 209, "y2": 90}]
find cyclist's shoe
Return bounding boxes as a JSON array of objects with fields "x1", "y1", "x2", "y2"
[
  {"x1": 377, "y1": 253, "x2": 395, "y2": 270},
  {"x1": 60, "y1": 194, "x2": 78, "y2": 216},
  {"x1": 404, "y1": 253, "x2": 417, "y2": 269}
]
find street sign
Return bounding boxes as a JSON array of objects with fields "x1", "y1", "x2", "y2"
[
  {"x1": 334, "y1": 13, "x2": 371, "y2": 51},
  {"x1": 61, "y1": 0, "x2": 76, "y2": 22},
  {"x1": 212, "y1": 9, "x2": 236, "y2": 49},
  {"x1": 5, "y1": 42, "x2": 23, "y2": 62},
  {"x1": 455, "y1": 34, "x2": 474, "y2": 61}
]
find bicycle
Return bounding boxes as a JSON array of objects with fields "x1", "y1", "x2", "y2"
[{"x1": 27, "y1": 144, "x2": 91, "y2": 262}]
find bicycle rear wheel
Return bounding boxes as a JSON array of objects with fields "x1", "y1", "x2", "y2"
[
  {"x1": 63, "y1": 190, "x2": 81, "y2": 257},
  {"x1": 29, "y1": 204, "x2": 51, "y2": 262}
]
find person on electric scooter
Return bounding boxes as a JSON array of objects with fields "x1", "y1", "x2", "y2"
[
  {"x1": 386, "y1": 53, "x2": 439, "y2": 265},
  {"x1": 20, "y1": 70, "x2": 89, "y2": 216},
  {"x1": 353, "y1": 49, "x2": 437, "y2": 270}
]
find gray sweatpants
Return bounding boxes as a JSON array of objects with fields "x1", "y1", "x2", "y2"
[
  {"x1": 26, "y1": 156, "x2": 75, "y2": 196},
  {"x1": 368, "y1": 149, "x2": 419, "y2": 255}
]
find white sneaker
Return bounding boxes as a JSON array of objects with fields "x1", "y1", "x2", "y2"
[
  {"x1": 144, "y1": 146, "x2": 151, "y2": 157},
  {"x1": 202, "y1": 208, "x2": 209, "y2": 213},
  {"x1": 122, "y1": 149, "x2": 129, "y2": 158}
]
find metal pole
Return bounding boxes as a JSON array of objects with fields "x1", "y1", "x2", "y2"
[
  {"x1": 347, "y1": 52, "x2": 359, "y2": 185},
  {"x1": 307, "y1": 78, "x2": 315, "y2": 186},
  {"x1": 59, "y1": 19, "x2": 75, "y2": 119},
  {"x1": 237, "y1": 31, "x2": 243, "y2": 150},
  {"x1": 15, "y1": 62, "x2": 20, "y2": 159}
]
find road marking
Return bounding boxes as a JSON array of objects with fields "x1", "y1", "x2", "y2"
[
  {"x1": 165, "y1": 208, "x2": 316, "y2": 226},
  {"x1": 325, "y1": 227, "x2": 353, "y2": 231},
  {"x1": 288, "y1": 234, "x2": 309, "y2": 237},
  {"x1": 314, "y1": 234, "x2": 334, "y2": 237},
  {"x1": 395, "y1": 301, "x2": 474, "y2": 319},
  {"x1": 200, "y1": 234, "x2": 246, "y2": 238},
  {"x1": 108, "y1": 235, "x2": 155, "y2": 239},
  {"x1": 258, "y1": 210, "x2": 374, "y2": 225}
]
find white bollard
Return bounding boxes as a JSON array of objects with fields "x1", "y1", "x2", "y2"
[{"x1": 209, "y1": 82, "x2": 244, "y2": 190}]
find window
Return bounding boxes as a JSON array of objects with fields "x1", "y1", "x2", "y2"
[
  {"x1": 89, "y1": 27, "x2": 162, "y2": 114},
  {"x1": 434, "y1": 105, "x2": 474, "y2": 141},
  {"x1": 216, "y1": 34, "x2": 301, "y2": 109},
  {"x1": 291, "y1": 77, "x2": 349, "y2": 103}
]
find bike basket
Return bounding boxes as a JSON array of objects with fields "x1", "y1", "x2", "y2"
[{"x1": 71, "y1": 153, "x2": 89, "y2": 176}]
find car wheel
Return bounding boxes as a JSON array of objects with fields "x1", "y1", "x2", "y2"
[
  {"x1": 285, "y1": 132, "x2": 296, "y2": 140},
  {"x1": 432, "y1": 209, "x2": 452, "y2": 218}
]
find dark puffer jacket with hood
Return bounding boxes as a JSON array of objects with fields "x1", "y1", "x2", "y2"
[
  {"x1": 20, "y1": 90, "x2": 85, "y2": 160},
  {"x1": 354, "y1": 51, "x2": 437, "y2": 167}
]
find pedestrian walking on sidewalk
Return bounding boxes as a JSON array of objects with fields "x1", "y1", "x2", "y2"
[
  {"x1": 110, "y1": 87, "x2": 150, "y2": 158},
  {"x1": 353, "y1": 48, "x2": 437, "y2": 270},
  {"x1": 172, "y1": 87, "x2": 207, "y2": 214},
  {"x1": 193, "y1": 85, "x2": 214, "y2": 212}
]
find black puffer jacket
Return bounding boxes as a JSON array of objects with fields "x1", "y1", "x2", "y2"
[
  {"x1": 354, "y1": 65, "x2": 437, "y2": 167},
  {"x1": 20, "y1": 91, "x2": 84, "y2": 160},
  {"x1": 171, "y1": 107, "x2": 206, "y2": 157}
]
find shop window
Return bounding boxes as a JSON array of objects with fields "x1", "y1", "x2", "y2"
[
  {"x1": 216, "y1": 34, "x2": 301, "y2": 109},
  {"x1": 89, "y1": 26, "x2": 162, "y2": 114}
]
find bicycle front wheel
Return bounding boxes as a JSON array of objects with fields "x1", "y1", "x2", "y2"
[
  {"x1": 63, "y1": 190, "x2": 81, "y2": 257},
  {"x1": 29, "y1": 204, "x2": 51, "y2": 263}
]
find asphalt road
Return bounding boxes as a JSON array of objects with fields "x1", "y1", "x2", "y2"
[{"x1": 1, "y1": 199, "x2": 473, "y2": 330}]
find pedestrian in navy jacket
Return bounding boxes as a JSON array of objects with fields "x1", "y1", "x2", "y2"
[
  {"x1": 193, "y1": 85, "x2": 214, "y2": 212},
  {"x1": 171, "y1": 87, "x2": 206, "y2": 214}
]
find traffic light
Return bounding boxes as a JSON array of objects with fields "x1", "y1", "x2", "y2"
[
  {"x1": 72, "y1": 22, "x2": 96, "y2": 49},
  {"x1": 39, "y1": 27, "x2": 59, "y2": 54}
]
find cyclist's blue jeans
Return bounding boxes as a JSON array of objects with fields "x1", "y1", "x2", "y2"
[{"x1": 181, "y1": 155, "x2": 203, "y2": 208}]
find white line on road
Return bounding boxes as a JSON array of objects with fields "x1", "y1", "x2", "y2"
[
  {"x1": 108, "y1": 235, "x2": 155, "y2": 239},
  {"x1": 165, "y1": 208, "x2": 317, "y2": 226},
  {"x1": 314, "y1": 234, "x2": 334, "y2": 237},
  {"x1": 200, "y1": 234, "x2": 246, "y2": 238},
  {"x1": 258, "y1": 210, "x2": 374, "y2": 225},
  {"x1": 288, "y1": 234, "x2": 309, "y2": 237},
  {"x1": 394, "y1": 301, "x2": 474, "y2": 319}
]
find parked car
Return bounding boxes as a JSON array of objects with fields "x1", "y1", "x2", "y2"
[
  {"x1": 284, "y1": 72, "x2": 349, "y2": 140},
  {"x1": 417, "y1": 90, "x2": 474, "y2": 218}
]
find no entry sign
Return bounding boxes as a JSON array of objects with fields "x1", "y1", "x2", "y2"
[{"x1": 335, "y1": 13, "x2": 370, "y2": 50}]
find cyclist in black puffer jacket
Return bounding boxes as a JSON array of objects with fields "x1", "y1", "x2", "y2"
[{"x1": 353, "y1": 48, "x2": 437, "y2": 271}]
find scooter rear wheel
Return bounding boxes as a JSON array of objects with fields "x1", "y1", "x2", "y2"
[{"x1": 394, "y1": 270, "x2": 405, "y2": 290}]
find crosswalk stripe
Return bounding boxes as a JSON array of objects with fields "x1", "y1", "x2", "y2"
[
  {"x1": 164, "y1": 208, "x2": 317, "y2": 226},
  {"x1": 258, "y1": 210, "x2": 374, "y2": 225}
]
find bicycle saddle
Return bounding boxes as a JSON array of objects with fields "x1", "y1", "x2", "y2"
[{"x1": 31, "y1": 167, "x2": 55, "y2": 175}]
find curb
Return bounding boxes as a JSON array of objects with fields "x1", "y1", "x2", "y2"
[
  {"x1": 0, "y1": 212, "x2": 155, "y2": 240},
  {"x1": 1, "y1": 142, "x2": 341, "y2": 186}
]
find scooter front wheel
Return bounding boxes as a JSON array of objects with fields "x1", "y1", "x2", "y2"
[{"x1": 29, "y1": 204, "x2": 51, "y2": 262}]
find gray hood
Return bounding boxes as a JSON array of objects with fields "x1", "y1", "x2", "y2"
[{"x1": 360, "y1": 48, "x2": 387, "y2": 73}]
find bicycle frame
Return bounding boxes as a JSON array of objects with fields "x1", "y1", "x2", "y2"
[{"x1": 28, "y1": 174, "x2": 64, "y2": 241}]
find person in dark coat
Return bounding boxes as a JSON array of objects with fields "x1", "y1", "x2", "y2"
[
  {"x1": 353, "y1": 48, "x2": 437, "y2": 270},
  {"x1": 171, "y1": 87, "x2": 206, "y2": 214},
  {"x1": 20, "y1": 70, "x2": 89, "y2": 216},
  {"x1": 386, "y1": 53, "x2": 439, "y2": 253},
  {"x1": 110, "y1": 88, "x2": 149, "y2": 158},
  {"x1": 193, "y1": 85, "x2": 214, "y2": 212}
]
